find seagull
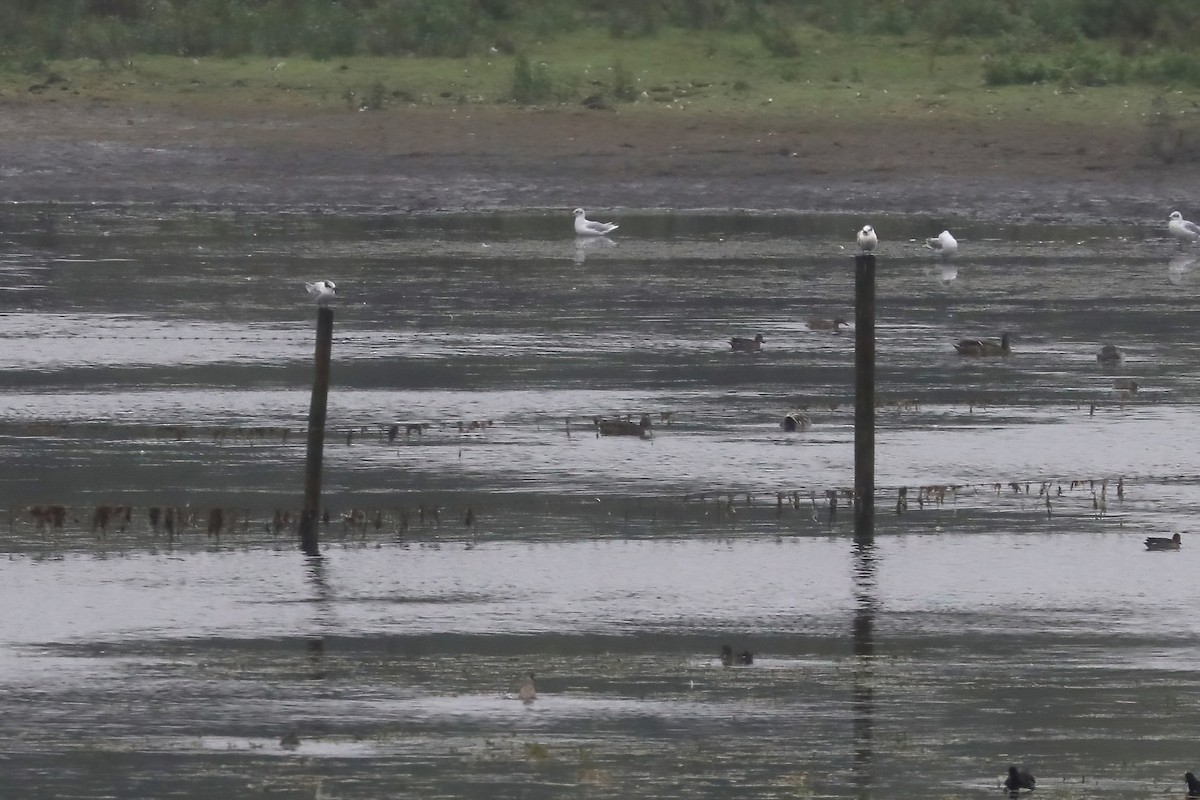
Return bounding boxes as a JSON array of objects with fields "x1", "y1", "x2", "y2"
[
  {"x1": 1004, "y1": 765, "x2": 1036, "y2": 793},
  {"x1": 573, "y1": 208, "x2": 618, "y2": 236},
  {"x1": 305, "y1": 280, "x2": 337, "y2": 306},
  {"x1": 857, "y1": 225, "x2": 877, "y2": 253},
  {"x1": 925, "y1": 230, "x2": 959, "y2": 257},
  {"x1": 1169, "y1": 211, "x2": 1200, "y2": 244}
]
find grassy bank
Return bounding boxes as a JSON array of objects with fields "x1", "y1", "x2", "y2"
[{"x1": 2, "y1": 27, "x2": 1199, "y2": 152}]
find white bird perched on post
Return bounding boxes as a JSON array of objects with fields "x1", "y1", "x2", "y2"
[
  {"x1": 925, "y1": 230, "x2": 958, "y2": 258},
  {"x1": 573, "y1": 208, "x2": 619, "y2": 236},
  {"x1": 1169, "y1": 211, "x2": 1200, "y2": 244},
  {"x1": 305, "y1": 280, "x2": 337, "y2": 306},
  {"x1": 857, "y1": 225, "x2": 877, "y2": 253}
]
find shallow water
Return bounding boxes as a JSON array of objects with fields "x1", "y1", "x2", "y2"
[{"x1": 1, "y1": 206, "x2": 1199, "y2": 798}]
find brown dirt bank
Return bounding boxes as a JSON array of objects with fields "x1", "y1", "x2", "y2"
[{"x1": 1, "y1": 98, "x2": 1196, "y2": 224}]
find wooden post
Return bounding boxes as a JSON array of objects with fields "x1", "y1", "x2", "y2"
[
  {"x1": 854, "y1": 254, "x2": 876, "y2": 541},
  {"x1": 298, "y1": 306, "x2": 333, "y2": 556}
]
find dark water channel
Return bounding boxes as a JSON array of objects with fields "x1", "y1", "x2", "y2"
[{"x1": 1, "y1": 205, "x2": 1199, "y2": 798}]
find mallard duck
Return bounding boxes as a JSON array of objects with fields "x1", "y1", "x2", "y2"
[
  {"x1": 594, "y1": 414, "x2": 652, "y2": 438},
  {"x1": 518, "y1": 672, "x2": 537, "y2": 704},
  {"x1": 1145, "y1": 532, "x2": 1181, "y2": 551},
  {"x1": 720, "y1": 644, "x2": 734, "y2": 666},
  {"x1": 730, "y1": 333, "x2": 765, "y2": 353},
  {"x1": 1004, "y1": 765, "x2": 1035, "y2": 792},
  {"x1": 1169, "y1": 211, "x2": 1200, "y2": 244},
  {"x1": 737, "y1": 650, "x2": 754, "y2": 665},
  {"x1": 857, "y1": 224, "x2": 877, "y2": 253},
  {"x1": 573, "y1": 207, "x2": 618, "y2": 236},
  {"x1": 806, "y1": 317, "x2": 849, "y2": 332},
  {"x1": 925, "y1": 230, "x2": 958, "y2": 257},
  {"x1": 280, "y1": 729, "x2": 301, "y2": 749},
  {"x1": 954, "y1": 333, "x2": 1012, "y2": 357},
  {"x1": 1185, "y1": 771, "x2": 1200, "y2": 797},
  {"x1": 782, "y1": 412, "x2": 811, "y2": 432},
  {"x1": 1096, "y1": 344, "x2": 1124, "y2": 364}
]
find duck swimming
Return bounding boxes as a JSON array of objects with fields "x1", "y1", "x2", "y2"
[
  {"x1": 730, "y1": 333, "x2": 765, "y2": 353},
  {"x1": 1145, "y1": 533, "x2": 1181, "y2": 551},
  {"x1": 955, "y1": 333, "x2": 1012, "y2": 357}
]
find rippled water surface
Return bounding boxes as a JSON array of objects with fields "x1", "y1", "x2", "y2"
[{"x1": 2, "y1": 205, "x2": 1199, "y2": 798}]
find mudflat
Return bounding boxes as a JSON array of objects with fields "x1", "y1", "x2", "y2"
[{"x1": 0, "y1": 96, "x2": 1195, "y2": 223}]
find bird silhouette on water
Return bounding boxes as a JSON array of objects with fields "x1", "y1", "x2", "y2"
[
  {"x1": 1185, "y1": 771, "x2": 1200, "y2": 797},
  {"x1": 518, "y1": 672, "x2": 537, "y2": 704},
  {"x1": 730, "y1": 333, "x2": 765, "y2": 353},
  {"x1": 1004, "y1": 765, "x2": 1035, "y2": 793},
  {"x1": 720, "y1": 644, "x2": 754, "y2": 666},
  {"x1": 1145, "y1": 532, "x2": 1182, "y2": 551},
  {"x1": 955, "y1": 333, "x2": 1012, "y2": 357}
]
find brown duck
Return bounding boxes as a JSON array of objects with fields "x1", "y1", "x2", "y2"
[
  {"x1": 730, "y1": 333, "x2": 765, "y2": 353},
  {"x1": 954, "y1": 332, "x2": 1012, "y2": 357}
]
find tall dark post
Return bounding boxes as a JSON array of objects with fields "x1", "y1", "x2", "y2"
[
  {"x1": 854, "y1": 254, "x2": 876, "y2": 541},
  {"x1": 298, "y1": 306, "x2": 334, "y2": 556}
]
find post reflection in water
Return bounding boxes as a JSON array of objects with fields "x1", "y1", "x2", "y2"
[
  {"x1": 305, "y1": 554, "x2": 334, "y2": 679},
  {"x1": 851, "y1": 538, "x2": 878, "y2": 799}
]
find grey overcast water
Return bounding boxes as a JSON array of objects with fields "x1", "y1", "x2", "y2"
[{"x1": 1, "y1": 205, "x2": 1199, "y2": 798}]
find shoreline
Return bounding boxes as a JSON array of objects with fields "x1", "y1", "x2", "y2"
[{"x1": 1, "y1": 99, "x2": 1196, "y2": 225}]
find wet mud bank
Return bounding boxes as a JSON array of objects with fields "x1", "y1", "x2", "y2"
[{"x1": 1, "y1": 100, "x2": 1196, "y2": 225}]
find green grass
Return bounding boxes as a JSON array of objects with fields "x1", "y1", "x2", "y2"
[{"x1": 2, "y1": 27, "x2": 1197, "y2": 134}]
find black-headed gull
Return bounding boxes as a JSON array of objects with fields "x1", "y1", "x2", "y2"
[
  {"x1": 1169, "y1": 211, "x2": 1200, "y2": 244},
  {"x1": 305, "y1": 280, "x2": 337, "y2": 306},
  {"x1": 857, "y1": 225, "x2": 877, "y2": 253},
  {"x1": 925, "y1": 230, "x2": 958, "y2": 257},
  {"x1": 573, "y1": 208, "x2": 618, "y2": 236}
]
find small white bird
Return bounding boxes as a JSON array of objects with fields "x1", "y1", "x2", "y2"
[
  {"x1": 305, "y1": 280, "x2": 337, "y2": 306},
  {"x1": 573, "y1": 208, "x2": 619, "y2": 236},
  {"x1": 1168, "y1": 211, "x2": 1200, "y2": 244},
  {"x1": 857, "y1": 225, "x2": 877, "y2": 253},
  {"x1": 925, "y1": 230, "x2": 959, "y2": 258}
]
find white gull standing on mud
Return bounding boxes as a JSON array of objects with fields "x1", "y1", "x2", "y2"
[
  {"x1": 1169, "y1": 211, "x2": 1200, "y2": 244},
  {"x1": 925, "y1": 230, "x2": 958, "y2": 258},
  {"x1": 573, "y1": 208, "x2": 619, "y2": 236}
]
